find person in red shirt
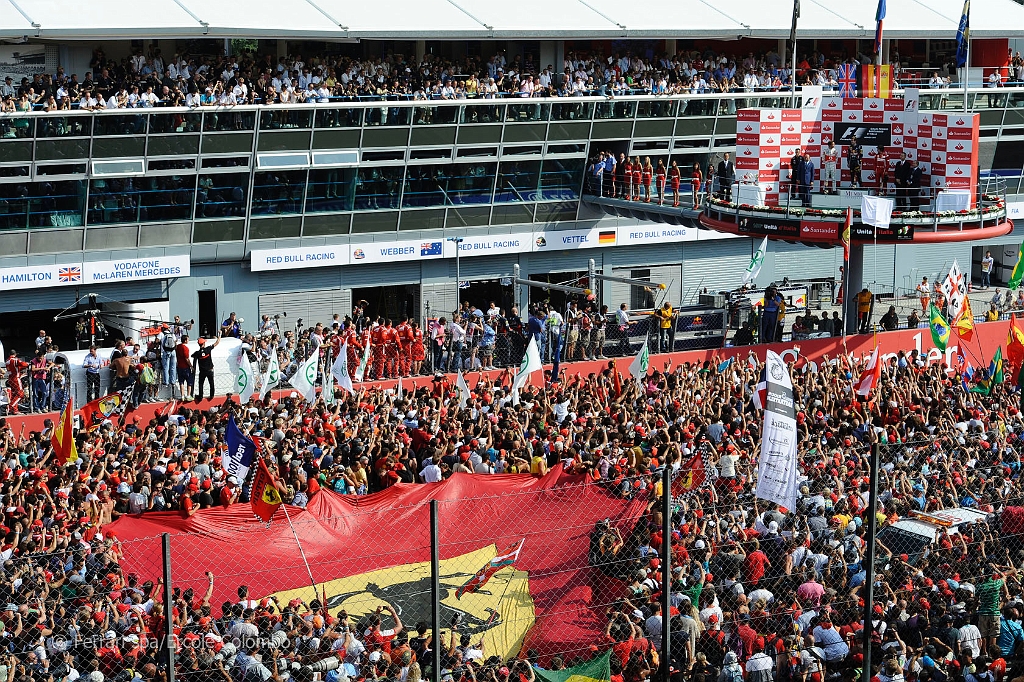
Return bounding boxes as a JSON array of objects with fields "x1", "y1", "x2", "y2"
[
  {"x1": 668, "y1": 161, "x2": 682, "y2": 207},
  {"x1": 384, "y1": 320, "x2": 401, "y2": 378},
  {"x1": 410, "y1": 321, "x2": 426, "y2": 375},
  {"x1": 691, "y1": 161, "x2": 703, "y2": 209},
  {"x1": 742, "y1": 538, "x2": 770, "y2": 586},
  {"x1": 5, "y1": 350, "x2": 28, "y2": 413},
  {"x1": 175, "y1": 335, "x2": 194, "y2": 400},
  {"x1": 396, "y1": 318, "x2": 413, "y2": 376},
  {"x1": 875, "y1": 147, "x2": 890, "y2": 195},
  {"x1": 631, "y1": 156, "x2": 643, "y2": 201},
  {"x1": 362, "y1": 604, "x2": 404, "y2": 655},
  {"x1": 641, "y1": 157, "x2": 654, "y2": 203},
  {"x1": 219, "y1": 476, "x2": 240, "y2": 507},
  {"x1": 95, "y1": 631, "x2": 124, "y2": 675},
  {"x1": 345, "y1": 323, "x2": 362, "y2": 379},
  {"x1": 623, "y1": 158, "x2": 634, "y2": 201},
  {"x1": 655, "y1": 159, "x2": 667, "y2": 205},
  {"x1": 370, "y1": 319, "x2": 388, "y2": 381}
]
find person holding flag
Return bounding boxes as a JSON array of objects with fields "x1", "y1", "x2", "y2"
[
  {"x1": 289, "y1": 348, "x2": 320, "y2": 403},
  {"x1": 629, "y1": 336, "x2": 650, "y2": 385},
  {"x1": 251, "y1": 457, "x2": 284, "y2": 523},
  {"x1": 855, "y1": 346, "x2": 882, "y2": 398},
  {"x1": 929, "y1": 303, "x2": 952, "y2": 351},
  {"x1": 511, "y1": 336, "x2": 542, "y2": 405},
  {"x1": 331, "y1": 339, "x2": 354, "y2": 395},
  {"x1": 743, "y1": 237, "x2": 767, "y2": 288},
  {"x1": 50, "y1": 397, "x2": 78, "y2": 465},
  {"x1": 261, "y1": 347, "x2": 280, "y2": 400}
]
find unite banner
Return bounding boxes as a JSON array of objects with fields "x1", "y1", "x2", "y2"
[{"x1": 754, "y1": 350, "x2": 800, "y2": 511}]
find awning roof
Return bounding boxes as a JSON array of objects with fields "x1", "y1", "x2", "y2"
[{"x1": 1, "y1": 0, "x2": 1020, "y2": 39}]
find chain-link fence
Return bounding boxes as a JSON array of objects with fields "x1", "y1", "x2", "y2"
[{"x1": 13, "y1": 431, "x2": 1024, "y2": 682}]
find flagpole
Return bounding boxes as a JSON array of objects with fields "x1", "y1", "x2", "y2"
[
  {"x1": 790, "y1": 0, "x2": 799, "y2": 107},
  {"x1": 281, "y1": 503, "x2": 321, "y2": 603},
  {"x1": 963, "y1": 36, "x2": 970, "y2": 113}
]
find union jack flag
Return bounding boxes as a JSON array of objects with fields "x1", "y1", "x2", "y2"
[
  {"x1": 838, "y1": 64, "x2": 858, "y2": 98},
  {"x1": 58, "y1": 266, "x2": 81, "y2": 283}
]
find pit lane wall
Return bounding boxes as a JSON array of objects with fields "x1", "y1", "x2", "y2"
[{"x1": 5, "y1": 320, "x2": 1008, "y2": 433}]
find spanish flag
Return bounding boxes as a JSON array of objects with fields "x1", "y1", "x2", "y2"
[
  {"x1": 51, "y1": 398, "x2": 78, "y2": 465},
  {"x1": 929, "y1": 303, "x2": 951, "y2": 351},
  {"x1": 251, "y1": 458, "x2": 283, "y2": 523}
]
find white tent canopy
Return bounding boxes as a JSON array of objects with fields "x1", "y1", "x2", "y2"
[{"x1": 1, "y1": 0, "x2": 1022, "y2": 39}]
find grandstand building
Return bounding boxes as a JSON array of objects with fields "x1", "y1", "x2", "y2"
[{"x1": 1, "y1": 0, "x2": 1024, "y2": 339}]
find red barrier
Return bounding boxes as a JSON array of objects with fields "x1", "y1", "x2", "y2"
[{"x1": 5, "y1": 320, "x2": 1007, "y2": 434}]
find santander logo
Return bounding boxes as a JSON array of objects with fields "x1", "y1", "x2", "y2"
[
  {"x1": 956, "y1": 118, "x2": 965, "y2": 125},
  {"x1": 869, "y1": 102, "x2": 879, "y2": 108},
  {"x1": 936, "y1": 130, "x2": 943, "y2": 137},
  {"x1": 890, "y1": 115, "x2": 899, "y2": 121},
  {"x1": 745, "y1": 125, "x2": 754, "y2": 131},
  {"x1": 766, "y1": 161, "x2": 774, "y2": 168},
  {"x1": 828, "y1": 102, "x2": 838, "y2": 108},
  {"x1": 922, "y1": 116, "x2": 929, "y2": 123},
  {"x1": 893, "y1": 138, "x2": 902, "y2": 145},
  {"x1": 743, "y1": 150, "x2": 753, "y2": 155},
  {"x1": 787, "y1": 125, "x2": 796, "y2": 131},
  {"x1": 767, "y1": 113, "x2": 776, "y2": 119},
  {"x1": 955, "y1": 143, "x2": 964, "y2": 150},
  {"x1": 848, "y1": 114, "x2": 856, "y2": 120},
  {"x1": 907, "y1": 128, "x2": 914, "y2": 134},
  {"x1": 767, "y1": 137, "x2": 775, "y2": 143}
]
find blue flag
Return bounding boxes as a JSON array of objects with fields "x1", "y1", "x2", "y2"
[
  {"x1": 225, "y1": 414, "x2": 257, "y2": 484},
  {"x1": 874, "y1": 0, "x2": 886, "y2": 55},
  {"x1": 955, "y1": 0, "x2": 970, "y2": 68},
  {"x1": 717, "y1": 357, "x2": 733, "y2": 373}
]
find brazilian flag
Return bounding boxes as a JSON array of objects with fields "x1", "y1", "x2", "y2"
[
  {"x1": 929, "y1": 304, "x2": 951, "y2": 351},
  {"x1": 534, "y1": 651, "x2": 612, "y2": 682},
  {"x1": 1010, "y1": 239, "x2": 1024, "y2": 290},
  {"x1": 972, "y1": 347, "x2": 1004, "y2": 396}
]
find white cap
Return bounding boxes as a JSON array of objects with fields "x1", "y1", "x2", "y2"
[{"x1": 694, "y1": 539, "x2": 706, "y2": 549}]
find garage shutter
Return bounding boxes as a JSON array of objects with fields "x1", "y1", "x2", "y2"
[
  {"x1": 258, "y1": 289, "x2": 353, "y2": 328},
  {"x1": 771, "y1": 242, "x2": 842, "y2": 282},
  {"x1": 861, "y1": 245, "x2": 896, "y2": 298},
  {"x1": 681, "y1": 239, "x2": 752, "y2": 303},
  {"x1": 0, "y1": 280, "x2": 167, "y2": 314}
]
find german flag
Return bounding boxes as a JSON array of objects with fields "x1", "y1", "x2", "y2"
[{"x1": 598, "y1": 230, "x2": 616, "y2": 245}]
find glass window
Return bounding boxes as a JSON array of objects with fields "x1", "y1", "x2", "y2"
[
  {"x1": 401, "y1": 162, "x2": 496, "y2": 208},
  {"x1": 252, "y1": 170, "x2": 307, "y2": 215},
  {"x1": 0, "y1": 180, "x2": 85, "y2": 229},
  {"x1": 637, "y1": 100, "x2": 677, "y2": 118},
  {"x1": 355, "y1": 167, "x2": 402, "y2": 210},
  {"x1": 138, "y1": 175, "x2": 195, "y2": 223},
  {"x1": 315, "y1": 107, "x2": 362, "y2": 128},
  {"x1": 595, "y1": 100, "x2": 636, "y2": 119},
  {"x1": 551, "y1": 102, "x2": 593, "y2": 121},
  {"x1": 35, "y1": 115, "x2": 88, "y2": 138},
  {"x1": 311, "y1": 151, "x2": 358, "y2": 167},
  {"x1": 363, "y1": 104, "x2": 411, "y2": 127},
  {"x1": 495, "y1": 160, "x2": 541, "y2": 203},
  {"x1": 93, "y1": 113, "x2": 149, "y2": 136},
  {"x1": 461, "y1": 104, "x2": 505, "y2": 124},
  {"x1": 540, "y1": 158, "x2": 585, "y2": 201},
  {"x1": 202, "y1": 109, "x2": 256, "y2": 132},
  {"x1": 414, "y1": 105, "x2": 458, "y2": 125},
  {"x1": 87, "y1": 178, "x2": 140, "y2": 224},
  {"x1": 92, "y1": 159, "x2": 145, "y2": 176},
  {"x1": 260, "y1": 108, "x2": 313, "y2": 130},
  {"x1": 306, "y1": 168, "x2": 356, "y2": 213},
  {"x1": 256, "y1": 153, "x2": 309, "y2": 169},
  {"x1": 150, "y1": 112, "x2": 201, "y2": 134},
  {"x1": 195, "y1": 173, "x2": 248, "y2": 218},
  {"x1": 506, "y1": 102, "x2": 549, "y2": 122}
]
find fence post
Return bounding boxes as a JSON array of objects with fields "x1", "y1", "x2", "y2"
[
  {"x1": 430, "y1": 500, "x2": 441, "y2": 682},
  {"x1": 861, "y1": 443, "x2": 881, "y2": 682},
  {"x1": 661, "y1": 466, "x2": 671, "y2": 682},
  {"x1": 162, "y1": 533, "x2": 176, "y2": 682}
]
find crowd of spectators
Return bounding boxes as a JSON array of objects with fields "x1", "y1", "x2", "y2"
[
  {"x1": 0, "y1": 44, "x2": 925, "y2": 113},
  {"x1": 0, "y1": 322, "x2": 1022, "y2": 682}
]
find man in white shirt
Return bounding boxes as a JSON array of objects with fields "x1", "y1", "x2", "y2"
[{"x1": 420, "y1": 457, "x2": 442, "y2": 483}]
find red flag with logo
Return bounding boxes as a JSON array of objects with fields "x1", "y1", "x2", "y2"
[
  {"x1": 251, "y1": 458, "x2": 283, "y2": 523},
  {"x1": 670, "y1": 454, "x2": 708, "y2": 498}
]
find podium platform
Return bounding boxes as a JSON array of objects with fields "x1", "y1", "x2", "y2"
[{"x1": 811, "y1": 188, "x2": 871, "y2": 209}]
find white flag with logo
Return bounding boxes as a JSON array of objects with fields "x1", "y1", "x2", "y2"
[
  {"x1": 235, "y1": 350, "x2": 256, "y2": 403},
  {"x1": 743, "y1": 237, "x2": 767, "y2": 286},
  {"x1": 354, "y1": 337, "x2": 372, "y2": 382},
  {"x1": 261, "y1": 349, "x2": 280, "y2": 399},
  {"x1": 754, "y1": 350, "x2": 800, "y2": 511},
  {"x1": 290, "y1": 350, "x2": 320, "y2": 402},
  {"x1": 629, "y1": 338, "x2": 650, "y2": 384},
  {"x1": 456, "y1": 370, "x2": 471, "y2": 410},
  {"x1": 331, "y1": 341, "x2": 354, "y2": 395},
  {"x1": 396, "y1": 376, "x2": 404, "y2": 400},
  {"x1": 860, "y1": 195, "x2": 894, "y2": 229},
  {"x1": 941, "y1": 259, "x2": 967, "y2": 322},
  {"x1": 511, "y1": 336, "x2": 543, "y2": 406}
]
